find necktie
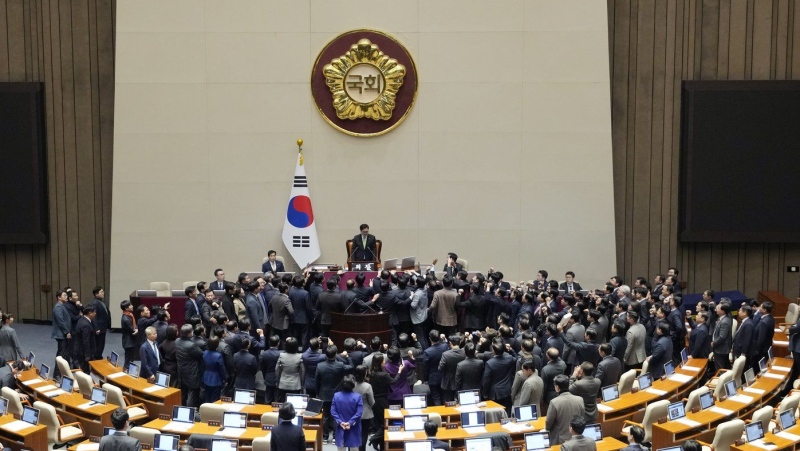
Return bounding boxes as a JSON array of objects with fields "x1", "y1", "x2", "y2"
[
  {"x1": 569, "y1": 284, "x2": 573, "y2": 292},
  {"x1": 362, "y1": 236, "x2": 367, "y2": 249},
  {"x1": 194, "y1": 301, "x2": 199, "y2": 314},
  {"x1": 152, "y1": 341, "x2": 160, "y2": 365}
]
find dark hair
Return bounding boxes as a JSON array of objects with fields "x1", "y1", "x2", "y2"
[
  {"x1": 565, "y1": 271, "x2": 575, "y2": 278},
  {"x1": 629, "y1": 425, "x2": 645, "y2": 444},
  {"x1": 120, "y1": 300, "x2": 131, "y2": 311},
  {"x1": 386, "y1": 347, "x2": 401, "y2": 364},
  {"x1": 682, "y1": 440, "x2": 702, "y2": 451},
  {"x1": 570, "y1": 415, "x2": 586, "y2": 434},
  {"x1": 92, "y1": 286, "x2": 103, "y2": 296},
  {"x1": 184, "y1": 286, "x2": 196, "y2": 297},
  {"x1": 521, "y1": 361, "x2": 534, "y2": 372},
  {"x1": 370, "y1": 336, "x2": 382, "y2": 351},
  {"x1": 82, "y1": 306, "x2": 95, "y2": 315},
  {"x1": 584, "y1": 328, "x2": 597, "y2": 342},
  {"x1": 180, "y1": 324, "x2": 193, "y2": 338},
  {"x1": 285, "y1": 337, "x2": 299, "y2": 354},
  {"x1": 424, "y1": 420, "x2": 438, "y2": 437},
  {"x1": 656, "y1": 321, "x2": 670, "y2": 336},
  {"x1": 12, "y1": 360, "x2": 26, "y2": 372},
  {"x1": 111, "y1": 407, "x2": 129, "y2": 430},
  {"x1": 762, "y1": 301, "x2": 774, "y2": 313},
  {"x1": 279, "y1": 402, "x2": 296, "y2": 421},
  {"x1": 207, "y1": 336, "x2": 219, "y2": 351},
  {"x1": 554, "y1": 374, "x2": 569, "y2": 392},
  {"x1": 166, "y1": 325, "x2": 178, "y2": 341},
  {"x1": 371, "y1": 353, "x2": 385, "y2": 373},
  {"x1": 340, "y1": 375, "x2": 356, "y2": 391},
  {"x1": 464, "y1": 342, "x2": 476, "y2": 358},
  {"x1": 599, "y1": 343, "x2": 612, "y2": 356},
  {"x1": 360, "y1": 224, "x2": 369, "y2": 231},
  {"x1": 443, "y1": 276, "x2": 453, "y2": 288},
  {"x1": 326, "y1": 345, "x2": 338, "y2": 359},
  {"x1": 580, "y1": 362, "x2": 595, "y2": 376},
  {"x1": 354, "y1": 365, "x2": 368, "y2": 383}
]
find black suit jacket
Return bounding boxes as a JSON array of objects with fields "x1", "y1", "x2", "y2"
[
  {"x1": 732, "y1": 318, "x2": 754, "y2": 358},
  {"x1": 558, "y1": 282, "x2": 583, "y2": 293},
  {"x1": 90, "y1": 297, "x2": 110, "y2": 332},
  {"x1": 234, "y1": 350, "x2": 259, "y2": 390},
  {"x1": 352, "y1": 234, "x2": 377, "y2": 262},
  {"x1": 754, "y1": 314, "x2": 775, "y2": 357},
  {"x1": 262, "y1": 260, "x2": 286, "y2": 274},
  {"x1": 73, "y1": 316, "x2": 96, "y2": 361},
  {"x1": 0, "y1": 365, "x2": 15, "y2": 391},
  {"x1": 455, "y1": 357, "x2": 484, "y2": 391},
  {"x1": 270, "y1": 420, "x2": 306, "y2": 451}
]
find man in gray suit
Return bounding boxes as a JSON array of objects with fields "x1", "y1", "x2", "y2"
[
  {"x1": 269, "y1": 283, "x2": 294, "y2": 341},
  {"x1": 562, "y1": 313, "x2": 585, "y2": 371},
  {"x1": 545, "y1": 375, "x2": 585, "y2": 446},
  {"x1": 438, "y1": 334, "x2": 466, "y2": 402},
  {"x1": 595, "y1": 344, "x2": 622, "y2": 397},
  {"x1": 624, "y1": 312, "x2": 646, "y2": 370},
  {"x1": 711, "y1": 300, "x2": 733, "y2": 371},
  {"x1": 568, "y1": 362, "x2": 601, "y2": 422},
  {"x1": 511, "y1": 361, "x2": 544, "y2": 414},
  {"x1": 560, "y1": 415, "x2": 596, "y2": 451},
  {"x1": 99, "y1": 408, "x2": 141, "y2": 451}
]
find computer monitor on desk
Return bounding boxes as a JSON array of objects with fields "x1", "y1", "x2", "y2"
[
  {"x1": 137, "y1": 290, "x2": 157, "y2": 297},
  {"x1": 210, "y1": 439, "x2": 239, "y2": 451},
  {"x1": 403, "y1": 415, "x2": 428, "y2": 431},
  {"x1": 154, "y1": 433, "x2": 179, "y2": 451}
]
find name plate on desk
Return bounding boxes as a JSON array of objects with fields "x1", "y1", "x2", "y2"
[
  {"x1": 388, "y1": 426, "x2": 401, "y2": 432},
  {"x1": 350, "y1": 262, "x2": 375, "y2": 271},
  {"x1": 262, "y1": 425, "x2": 273, "y2": 431},
  {"x1": 444, "y1": 401, "x2": 457, "y2": 407},
  {"x1": 446, "y1": 423, "x2": 459, "y2": 430}
]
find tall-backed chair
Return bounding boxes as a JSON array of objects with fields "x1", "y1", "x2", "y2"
[
  {"x1": 639, "y1": 360, "x2": 650, "y2": 378},
  {"x1": 33, "y1": 400, "x2": 84, "y2": 446},
  {"x1": 699, "y1": 419, "x2": 745, "y2": 451},
  {"x1": 747, "y1": 406, "x2": 773, "y2": 435},
  {"x1": 149, "y1": 282, "x2": 171, "y2": 297},
  {"x1": 622, "y1": 399, "x2": 669, "y2": 442},
  {"x1": 456, "y1": 258, "x2": 469, "y2": 270},
  {"x1": 199, "y1": 403, "x2": 229, "y2": 423},
  {"x1": 684, "y1": 386, "x2": 710, "y2": 412},
  {"x1": 619, "y1": 370, "x2": 637, "y2": 394},
  {"x1": 252, "y1": 436, "x2": 271, "y2": 451},
  {"x1": 261, "y1": 412, "x2": 279, "y2": 426},
  {"x1": 714, "y1": 371, "x2": 734, "y2": 399},
  {"x1": 103, "y1": 383, "x2": 148, "y2": 422},
  {"x1": 74, "y1": 371, "x2": 95, "y2": 395},
  {"x1": 129, "y1": 427, "x2": 159, "y2": 447},
  {"x1": 2, "y1": 387, "x2": 27, "y2": 417},
  {"x1": 783, "y1": 303, "x2": 800, "y2": 328},
  {"x1": 182, "y1": 281, "x2": 199, "y2": 289},
  {"x1": 776, "y1": 393, "x2": 800, "y2": 420},
  {"x1": 56, "y1": 356, "x2": 75, "y2": 380},
  {"x1": 730, "y1": 355, "x2": 747, "y2": 384}
]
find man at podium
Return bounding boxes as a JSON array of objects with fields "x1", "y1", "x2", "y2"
[{"x1": 351, "y1": 223, "x2": 377, "y2": 262}]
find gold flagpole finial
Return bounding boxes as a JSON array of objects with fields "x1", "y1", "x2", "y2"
[{"x1": 297, "y1": 139, "x2": 304, "y2": 165}]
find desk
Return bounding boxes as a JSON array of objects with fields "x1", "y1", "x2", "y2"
[
  {"x1": 142, "y1": 418, "x2": 318, "y2": 451},
  {"x1": 383, "y1": 401, "x2": 506, "y2": 428},
  {"x1": 0, "y1": 414, "x2": 49, "y2": 451},
  {"x1": 651, "y1": 358, "x2": 791, "y2": 449},
  {"x1": 547, "y1": 437, "x2": 627, "y2": 451},
  {"x1": 595, "y1": 358, "x2": 708, "y2": 439},
  {"x1": 732, "y1": 423, "x2": 800, "y2": 451},
  {"x1": 90, "y1": 359, "x2": 180, "y2": 420},
  {"x1": 17, "y1": 368, "x2": 117, "y2": 437},
  {"x1": 212, "y1": 400, "x2": 323, "y2": 450},
  {"x1": 773, "y1": 329, "x2": 790, "y2": 358},
  {"x1": 384, "y1": 420, "x2": 546, "y2": 451}
]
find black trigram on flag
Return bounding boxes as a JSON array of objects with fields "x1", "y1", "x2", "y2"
[
  {"x1": 292, "y1": 236, "x2": 310, "y2": 248},
  {"x1": 293, "y1": 176, "x2": 307, "y2": 188}
]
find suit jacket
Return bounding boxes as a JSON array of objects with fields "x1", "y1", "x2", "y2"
[
  {"x1": 139, "y1": 340, "x2": 160, "y2": 379},
  {"x1": 90, "y1": 297, "x2": 110, "y2": 332},
  {"x1": 568, "y1": 375, "x2": 601, "y2": 422},
  {"x1": 184, "y1": 298, "x2": 203, "y2": 323},
  {"x1": 99, "y1": 431, "x2": 142, "y2": 451},
  {"x1": 562, "y1": 334, "x2": 600, "y2": 367},
  {"x1": 561, "y1": 435, "x2": 596, "y2": 451},
  {"x1": 176, "y1": 337, "x2": 204, "y2": 389},
  {"x1": 482, "y1": 353, "x2": 516, "y2": 400},
  {"x1": 731, "y1": 318, "x2": 754, "y2": 358},
  {"x1": 623, "y1": 323, "x2": 647, "y2": 365},
  {"x1": 288, "y1": 287, "x2": 312, "y2": 324},
  {"x1": 688, "y1": 322, "x2": 711, "y2": 358},
  {"x1": 203, "y1": 350, "x2": 227, "y2": 387},
  {"x1": 455, "y1": 357, "x2": 484, "y2": 391},
  {"x1": 456, "y1": 295, "x2": 487, "y2": 331},
  {"x1": 754, "y1": 314, "x2": 775, "y2": 357},
  {"x1": 260, "y1": 348, "x2": 283, "y2": 387},
  {"x1": 650, "y1": 335, "x2": 673, "y2": 379},
  {"x1": 429, "y1": 288, "x2": 459, "y2": 327},
  {"x1": 316, "y1": 290, "x2": 342, "y2": 325},
  {"x1": 545, "y1": 392, "x2": 586, "y2": 445},
  {"x1": 511, "y1": 371, "x2": 544, "y2": 412},
  {"x1": 271, "y1": 420, "x2": 306, "y2": 451},
  {"x1": 667, "y1": 309, "x2": 686, "y2": 342},
  {"x1": 562, "y1": 324, "x2": 585, "y2": 364},
  {"x1": 0, "y1": 327, "x2": 22, "y2": 363},
  {"x1": 558, "y1": 282, "x2": 584, "y2": 293},
  {"x1": 0, "y1": 365, "x2": 15, "y2": 390},
  {"x1": 316, "y1": 358, "x2": 352, "y2": 401},
  {"x1": 269, "y1": 293, "x2": 294, "y2": 330},
  {"x1": 712, "y1": 315, "x2": 733, "y2": 354},
  {"x1": 73, "y1": 315, "x2": 96, "y2": 361},
  {"x1": 51, "y1": 302, "x2": 71, "y2": 339},
  {"x1": 441, "y1": 263, "x2": 464, "y2": 279},
  {"x1": 245, "y1": 294, "x2": 266, "y2": 331},
  {"x1": 351, "y1": 234, "x2": 377, "y2": 262},
  {"x1": 234, "y1": 350, "x2": 259, "y2": 390},
  {"x1": 429, "y1": 438, "x2": 451, "y2": 451},
  {"x1": 595, "y1": 356, "x2": 622, "y2": 396},
  {"x1": 789, "y1": 317, "x2": 800, "y2": 353},
  {"x1": 276, "y1": 352, "x2": 305, "y2": 391},
  {"x1": 262, "y1": 259, "x2": 286, "y2": 274},
  {"x1": 439, "y1": 347, "x2": 466, "y2": 391},
  {"x1": 423, "y1": 342, "x2": 448, "y2": 385}
]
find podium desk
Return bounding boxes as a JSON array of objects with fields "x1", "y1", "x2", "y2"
[
  {"x1": 383, "y1": 401, "x2": 506, "y2": 428},
  {"x1": 732, "y1": 423, "x2": 800, "y2": 451},
  {"x1": 0, "y1": 414, "x2": 48, "y2": 451},
  {"x1": 90, "y1": 359, "x2": 180, "y2": 419},
  {"x1": 130, "y1": 292, "x2": 189, "y2": 328},
  {"x1": 651, "y1": 358, "x2": 790, "y2": 450},
  {"x1": 142, "y1": 418, "x2": 318, "y2": 451},
  {"x1": 773, "y1": 329, "x2": 790, "y2": 358},
  {"x1": 595, "y1": 358, "x2": 708, "y2": 439},
  {"x1": 212, "y1": 400, "x2": 323, "y2": 450},
  {"x1": 330, "y1": 311, "x2": 392, "y2": 349}
]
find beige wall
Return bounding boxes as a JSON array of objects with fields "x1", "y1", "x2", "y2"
[{"x1": 111, "y1": 0, "x2": 616, "y2": 325}]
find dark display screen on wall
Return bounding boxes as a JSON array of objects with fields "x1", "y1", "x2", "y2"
[
  {"x1": 679, "y1": 80, "x2": 800, "y2": 242},
  {"x1": 0, "y1": 83, "x2": 48, "y2": 244}
]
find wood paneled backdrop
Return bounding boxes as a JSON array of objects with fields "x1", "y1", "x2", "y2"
[
  {"x1": 0, "y1": 0, "x2": 115, "y2": 320},
  {"x1": 608, "y1": 0, "x2": 800, "y2": 299},
  {"x1": 1, "y1": 1, "x2": 798, "y2": 320}
]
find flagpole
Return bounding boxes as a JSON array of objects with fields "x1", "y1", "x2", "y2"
[{"x1": 297, "y1": 138, "x2": 303, "y2": 165}]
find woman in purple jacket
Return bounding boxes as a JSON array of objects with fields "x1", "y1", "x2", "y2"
[
  {"x1": 331, "y1": 375, "x2": 364, "y2": 451},
  {"x1": 383, "y1": 347, "x2": 416, "y2": 404}
]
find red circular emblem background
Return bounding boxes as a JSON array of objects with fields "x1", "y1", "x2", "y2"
[{"x1": 311, "y1": 29, "x2": 418, "y2": 137}]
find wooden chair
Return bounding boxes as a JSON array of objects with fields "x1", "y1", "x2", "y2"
[{"x1": 345, "y1": 239, "x2": 382, "y2": 269}]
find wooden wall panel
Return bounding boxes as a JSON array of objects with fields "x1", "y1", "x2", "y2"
[
  {"x1": 0, "y1": 0, "x2": 114, "y2": 320},
  {"x1": 609, "y1": 0, "x2": 800, "y2": 299}
]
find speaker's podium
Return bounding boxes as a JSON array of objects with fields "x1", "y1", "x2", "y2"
[{"x1": 345, "y1": 239, "x2": 382, "y2": 271}]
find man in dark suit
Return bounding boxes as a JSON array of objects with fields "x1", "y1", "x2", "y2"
[
  {"x1": 90, "y1": 286, "x2": 110, "y2": 359},
  {"x1": 541, "y1": 347, "x2": 567, "y2": 408},
  {"x1": 732, "y1": 305, "x2": 754, "y2": 368},
  {"x1": 351, "y1": 224, "x2": 377, "y2": 262},
  {"x1": 0, "y1": 361, "x2": 25, "y2": 394},
  {"x1": 271, "y1": 403, "x2": 306, "y2": 451},
  {"x1": 559, "y1": 272, "x2": 583, "y2": 294},
  {"x1": 288, "y1": 276, "x2": 312, "y2": 347},
  {"x1": 783, "y1": 313, "x2": 800, "y2": 397},
  {"x1": 455, "y1": 342, "x2": 484, "y2": 391},
  {"x1": 422, "y1": 331, "x2": 448, "y2": 405},
  {"x1": 211, "y1": 268, "x2": 227, "y2": 291},
  {"x1": 438, "y1": 335, "x2": 465, "y2": 402},
  {"x1": 184, "y1": 286, "x2": 202, "y2": 323},
  {"x1": 424, "y1": 420, "x2": 451, "y2": 451},
  {"x1": 316, "y1": 279, "x2": 342, "y2": 338},
  {"x1": 441, "y1": 253, "x2": 463, "y2": 278},
  {"x1": 753, "y1": 301, "x2": 775, "y2": 374},
  {"x1": 139, "y1": 327, "x2": 160, "y2": 382},
  {"x1": 687, "y1": 312, "x2": 711, "y2": 359},
  {"x1": 667, "y1": 297, "x2": 687, "y2": 363},
  {"x1": 73, "y1": 306, "x2": 96, "y2": 373},
  {"x1": 245, "y1": 281, "x2": 266, "y2": 336},
  {"x1": 594, "y1": 344, "x2": 622, "y2": 397},
  {"x1": 481, "y1": 342, "x2": 516, "y2": 413},
  {"x1": 234, "y1": 337, "x2": 259, "y2": 391},
  {"x1": 176, "y1": 324, "x2": 204, "y2": 408},
  {"x1": 99, "y1": 408, "x2": 141, "y2": 451},
  {"x1": 262, "y1": 250, "x2": 285, "y2": 274},
  {"x1": 260, "y1": 335, "x2": 282, "y2": 403},
  {"x1": 545, "y1": 375, "x2": 585, "y2": 445},
  {"x1": 648, "y1": 322, "x2": 673, "y2": 379}
]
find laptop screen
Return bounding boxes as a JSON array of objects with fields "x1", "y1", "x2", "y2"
[
  {"x1": 404, "y1": 394, "x2": 427, "y2": 409},
  {"x1": 28, "y1": 352, "x2": 34, "y2": 366},
  {"x1": 172, "y1": 406, "x2": 195, "y2": 424},
  {"x1": 403, "y1": 415, "x2": 429, "y2": 431},
  {"x1": 458, "y1": 389, "x2": 480, "y2": 406},
  {"x1": 525, "y1": 432, "x2": 550, "y2": 451},
  {"x1": 91, "y1": 387, "x2": 108, "y2": 405},
  {"x1": 404, "y1": 441, "x2": 433, "y2": 451},
  {"x1": 40, "y1": 363, "x2": 50, "y2": 380},
  {"x1": 584, "y1": 424, "x2": 602, "y2": 441},
  {"x1": 291, "y1": 416, "x2": 303, "y2": 427},
  {"x1": 664, "y1": 361, "x2": 675, "y2": 376},
  {"x1": 745, "y1": 422, "x2": 765, "y2": 442},
  {"x1": 461, "y1": 411, "x2": 486, "y2": 428},
  {"x1": 513, "y1": 404, "x2": 538, "y2": 421},
  {"x1": 768, "y1": 346, "x2": 774, "y2": 363},
  {"x1": 780, "y1": 409, "x2": 797, "y2": 430},
  {"x1": 724, "y1": 380, "x2": 737, "y2": 397},
  {"x1": 127, "y1": 362, "x2": 140, "y2": 378},
  {"x1": 638, "y1": 373, "x2": 652, "y2": 390},
  {"x1": 657, "y1": 447, "x2": 683, "y2": 451},
  {"x1": 0, "y1": 397, "x2": 7, "y2": 416},
  {"x1": 155, "y1": 372, "x2": 170, "y2": 388},
  {"x1": 222, "y1": 412, "x2": 247, "y2": 429},
  {"x1": 699, "y1": 392, "x2": 715, "y2": 410},
  {"x1": 304, "y1": 398, "x2": 323, "y2": 415},
  {"x1": 154, "y1": 434, "x2": 179, "y2": 451},
  {"x1": 103, "y1": 426, "x2": 115, "y2": 436},
  {"x1": 744, "y1": 368, "x2": 755, "y2": 385},
  {"x1": 61, "y1": 376, "x2": 74, "y2": 392},
  {"x1": 465, "y1": 437, "x2": 492, "y2": 451},
  {"x1": 668, "y1": 402, "x2": 686, "y2": 421},
  {"x1": 21, "y1": 406, "x2": 39, "y2": 425},
  {"x1": 234, "y1": 389, "x2": 255, "y2": 405},
  {"x1": 759, "y1": 358, "x2": 768, "y2": 373},
  {"x1": 681, "y1": 348, "x2": 688, "y2": 365},
  {"x1": 110, "y1": 351, "x2": 119, "y2": 367},
  {"x1": 286, "y1": 394, "x2": 308, "y2": 410},
  {"x1": 210, "y1": 439, "x2": 239, "y2": 451},
  {"x1": 601, "y1": 385, "x2": 619, "y2": 403}
]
